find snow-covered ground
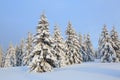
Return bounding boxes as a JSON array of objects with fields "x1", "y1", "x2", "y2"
[{"x1": 0, "y1": 62, "x2": 120, "y2": 80}]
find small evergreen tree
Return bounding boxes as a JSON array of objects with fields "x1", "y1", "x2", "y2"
[
  {"x1": 16, "y1": 40, "x2": 25, "y2": 66},
  {"x1": 15, "y1": 45, "x2": 20, "y2": 66},
  {"x1": 29, "y1": 13, "x2": 57, "y2": 72},
  {"x1": 23, "y1": 32, "x2": 33, "y2": 66},
  {"x1": 65, "y1": 22, "x2": 82, "y2": 65},
  {"x1": 4, "y1": 43, "x2": 17, "y2": 67}
]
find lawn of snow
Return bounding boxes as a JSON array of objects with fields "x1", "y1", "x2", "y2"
[{"x1": 0, "y1": 62, "x2": 120, "y2": 80}]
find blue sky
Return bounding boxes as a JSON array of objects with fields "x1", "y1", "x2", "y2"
[{"x1": 0, "y1": 0, "x2": 120, "y2": 51}]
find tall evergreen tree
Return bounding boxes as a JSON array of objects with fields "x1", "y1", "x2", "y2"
[
  {"x1": 110, "y1": 27, "x2": 120, "y2": 61},
  {"x1": 23, "y1": 32, "x2": 33, "y2": 66},
  {"x1": 29, "y1": 13, "x2": 57, "y2": 72},
  {"x1": 53, "y1": 24, "x2": 68, "y2": 67},
  {"x1": 4, "y1": 43, "x2": 17, "y2": 67},
  {"x1": 98, "y1": 25, "x2": 118, "y2": 62},
  {"x1": 65, "y1": 22, "x2": 82, "y2": 65}
]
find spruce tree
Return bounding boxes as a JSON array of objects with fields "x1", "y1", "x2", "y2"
[
  {"x1": 16, "y1": 40, "x2": 25, "y2": 66},
  {"x1": 65, "y1": 22, "x2": 82, "y2": 65},
  {"x1": 110, "y1": 27, "x2": 120, "y2": 62},
  {"x1": 80, "y1": 34, "x2": 88, "y2": 62},
  {"x1": 4, "y1": 43, "x2": 17, "y2": 67},
  {"x1": 53, "y1": 24, "x2": 68, "y2": 67},
  {"x1": 98, "y1": 25, "x2": 118, "y2": 62},
  {"x1": 23, "y1": 32, "x2": 33, "y2": 66},
  {"x1": 29, "y1": 13, "x2": 57, "y2": 72},
  {"x1": 15, "y1": 45, "x2": 20, "y2": 66},
  {"x1": 83, "y1": 34, "x2": 95, "y2": 61}
]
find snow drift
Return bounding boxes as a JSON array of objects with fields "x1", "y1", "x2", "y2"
[{"x1": 0, "y1": 62, "x2": 120, "y2": 80}]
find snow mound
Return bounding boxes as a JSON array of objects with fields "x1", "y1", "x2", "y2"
[{"x1": 0, "y1": 63, "x2": 120, "y2": 80}]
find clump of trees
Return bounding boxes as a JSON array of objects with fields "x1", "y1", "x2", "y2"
[{"x1": 0, "y1": 13, "x2": 120, "y2": 73}]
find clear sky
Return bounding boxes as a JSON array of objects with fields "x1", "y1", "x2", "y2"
[{"x1": 0, "y1": 0, "x2": 120, "y2": 52}]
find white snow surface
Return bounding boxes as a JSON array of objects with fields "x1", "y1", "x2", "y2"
[{"x1": 0, "y1": 61, "x2": 120, "y2": 80}]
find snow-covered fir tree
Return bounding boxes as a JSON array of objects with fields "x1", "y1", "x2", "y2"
[
  {"x1": 15, "y1": 45, "x2": 20, "y2": 66},
  {"x1": 82, "y1": 34, "x2": 95, "y2": 61},
  {"x1": 29, "y1": 13, "x2": 57, "y2": 72},
  {"x1": 98, "y1": 25, "x2": 118, "y2": 62},
  {"x1": 80, "y1": 34, "x2": 88, "y2": 62},
  {"x1": 53, "y1": 24, "x2": 68, "y2": 67},
  {"x1": 65, "y1": 22, "x2": 82, "y2": 65},
  {"x1": 23, "y1": 32, "x2": 33, "y2": 66},
  {"x1": 16, "y1": 40, "x2": 25, "y2": 66},
  {"x1": 79, "y1": 34, "x2": 86, "y2": 61},
  {"x1": 4, "y1": 43, "x2": 17, "y2": 67},
  {"x1": 110, "y1": 27, "x2": 120, "y2": 62}
]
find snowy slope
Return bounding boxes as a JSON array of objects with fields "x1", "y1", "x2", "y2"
[{"x1": 0, "y1": 62, "x2": 120, "y2": 80}]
